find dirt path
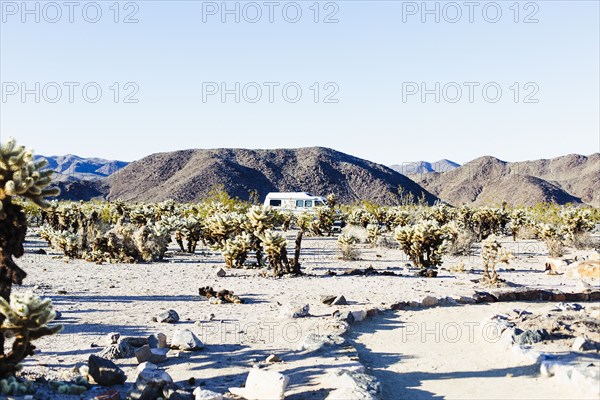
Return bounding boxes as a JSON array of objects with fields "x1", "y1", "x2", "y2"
[{"x1": 349, "y1": 303, "x2": 598, "y2": 400}]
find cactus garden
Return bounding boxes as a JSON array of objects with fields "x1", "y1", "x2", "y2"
[{"x1": 0, "y1": 138, "x2": 598, "y2": 399}]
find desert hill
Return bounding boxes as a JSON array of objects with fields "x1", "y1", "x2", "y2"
[
  {"x1": 106, "y1": 147, "x2": 438, "y2": 205},
  {"x1": 37, "y1": 154, "x2": 128, "y2": 182},
  {"x1": 411, "y1": 154, "x2": 599, "y2": 206}
]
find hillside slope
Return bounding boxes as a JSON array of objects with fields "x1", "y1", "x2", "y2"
[
  {"x1": 107, "y1": 147, "x2": 438, "y2": 205},
  {"x1": 412, "y1": 154, "x2": 598, "y2": 206}
]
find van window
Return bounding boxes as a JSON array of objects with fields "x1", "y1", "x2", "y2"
[
  {"x1": 315, "y1": 200, "x2": 325, "y2": 207},
  {"x1": 296, "y1": 200, "x2": 304, "y2": 207},
  {"x1": 304, "y1": 200, "x2": 313, "y2": 208},
  {"x1": 269, "y1": 199, "x2": 282, "y2": 207}
]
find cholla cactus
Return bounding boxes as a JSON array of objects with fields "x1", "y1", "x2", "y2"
[
  {"x1": 560, "y1": 208, "x2": 594, "y2": 241},
  {"x1": 0, "y1": 138, "x2": 58, "y2": 363},
  {"x1": 366, "y1": 224, "x2": 382, "y2": 247},
  {"x1": 222, "y1": 232, "x2": 252, "y2": 268},
  {"x1": 337, "y1": 232, "x2": 359, "y2": 260},
  {"x1": 394, "y1": 220, "x2": 451, "y2": 269},
  {"x1": 0, "y1": 291, "x2": 62, "y2": 376},
  {"x1": 481, "y1": 235, "x2": 512, "y2": 284},
  {"x1": 259, "y1": 230, "x2": 290, "y2": 276},
  {"x1": 508, "y1": 209, "x2": 531, "y2": 241}
]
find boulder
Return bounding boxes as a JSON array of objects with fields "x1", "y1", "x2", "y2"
[
  {"x1": 420, "y1": 296, "x2": 438, "y2": 307},
  {"x1": 331, "y1": 295, "x2": 347, "y2": 306},
  {"x1": 87, "y1": 355, "x2": 127, "y2": 386},
  {"x1": 135, "y1": 345, "x2": 168, "y2": 364},
  {"x1": 171, "y1": 329, "x2": 204, "y2": 351},
  {"x1": 154, "y1": 309, "x2": 180, "y2": 323},
  {"x1": 193, "y1": 388, "x2": 224, "y2": 400},
  {"x1": 163, "y1": 384, "x2": 194, "y2": 400},
  {"x1": 216, "y1": 268, "x2": 227, "y2": 278},
  {"x1": 229, "y1": 368, "x2": 289, "y2": 400},
  {"x1": 98, "y1": 338, "x2": 134, "y2": 360},
  {"x1": 128, "y1": 363, "x2": 173, "y2": 400},
  {"x1": 148, "y1": 333, "x2": 168, "y2": 349},
  {"x1": 281, "y1": 303, "x2": 309, "y2": 319},
  {"x1": 324, "y1": 369, "x2": 381, "y2": 400}
]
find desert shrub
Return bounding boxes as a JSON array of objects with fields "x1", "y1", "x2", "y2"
[
  {"x1": 337, "y1": 233, "x2": 360, "y2": 260},
  {"x1": 394, "y1": 220, "x2": 452, "y2": 269},
  {"x1": 447, "y1": 228, "x2": 477, "y2": 256},
  {"x1": 534, "y1": 223, "x2": 565, "y2": 257},
  {"x1": 341, "y1": 225, "x2": 368, "y2": 244},
  {"x1": 0, "y1": 138, "x2": 61, "y2": 375},
  {"x1": 481, "y1": 234, "x2": 512, "y2": 283},
  {"x1": 568, "y1": 232, "x2": 599, "y2": 251},
  {"x1": 508, "y1": 209, "x2": 531, "y2": 241},
  {"x1": 366, "y1": 224, "x2": 383, "y2": 247},
  {"x1": 560, "y1": 208, "x2": 595, "y2": 241}
]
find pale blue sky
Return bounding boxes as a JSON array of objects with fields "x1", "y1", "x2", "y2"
[{"x1": 1, "y1": 1, "x2": 598, "y2": 165}]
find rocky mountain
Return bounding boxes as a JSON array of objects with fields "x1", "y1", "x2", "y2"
[
  {"x1": 106, "y1": 147, "x2": 438, "y2": 205},
  {"x1": 37, "y1": 154, "x2": 128, "y2": 182},
  {"x1": 412, "y1": 154, "x2": 599, "y2": 207},
  {"x1": 390, "y1": 159, "x2": 460, "y2": 175}
]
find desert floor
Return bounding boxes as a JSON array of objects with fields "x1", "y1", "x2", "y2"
[{"x1": 9, "y1": 231, "x2": 600, "y2": 399}]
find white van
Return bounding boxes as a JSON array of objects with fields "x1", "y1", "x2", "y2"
[{"x1": 264, "y1": 192, "x2": 327, "y2": 212}]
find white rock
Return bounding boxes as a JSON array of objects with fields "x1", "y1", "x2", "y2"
[
  {"x1": 350, "y1": 310, "x2": 366, "y2": 322},
  {"x1": 193, "y1": 387, "x2": 224, "y2": 400},
  {"x1": 281, "y1": 303, "x2": 310, "y2": 319},
  {"x1": 171, "y1": 329, "x2": 204, "y2": 351},
  {"x1": 421, "y1": 295, "x2": 438, "y2": 307},
  {"x1": 324, "y1": 369, "x2": 381, "y2": 400},
  {"x1": 229, "y1": 368, "x2": 289, "y2": 400}
]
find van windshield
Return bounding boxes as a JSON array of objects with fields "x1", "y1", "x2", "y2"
[{"x1": 315, "y1": 200, "x2": 325, "y2": 207}]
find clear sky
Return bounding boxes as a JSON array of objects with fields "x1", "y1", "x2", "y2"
[{"x1": 1, "y1": 0, "x2": 598, "y2": 165}]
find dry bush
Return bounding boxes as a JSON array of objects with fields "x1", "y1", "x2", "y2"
[
  {"x1": 546, "y1": 238, "x2": 565, "y2": 258},
  {"x1": 569, "y1": 232, "x2": 600, "y2": 251},
  {"x1": 447, "y1": 230, "x2": 477, "y2": 256},
  {"x1": 340, "y1": 244, "x2": 361, "y2": 261}
]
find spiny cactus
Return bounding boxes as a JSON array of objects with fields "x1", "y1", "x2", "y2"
[
  {"x1": 508, "y1": 209, "x2": 531, "y2": 241},
  {"x1": 0, "y1": 291, "x2": 63, "y2": 376},
  {"x1": 222, "y1": 232, "x2": 252, "y2": 268},
  {"x1": 394, "y1": 220, "x2": 451, "y2": 270},
  {"x1": 0, "y1": 138, "x2": 59, "y2": 364},
  {"x1": 0, "y1": 376, "x2": 34, "y2": 395},
  {"x1": 337, "y1": 232, "x2": 359, "y2": 261},
  {"x1": 481, "y1": 235, "x2": 512, "y2": 284},
  {"x1": 259, "y1": 230, "x2": 290, "y2": 276},
  {"x1": 366, "y1": 224, "x2": 383, "y2": 247}
]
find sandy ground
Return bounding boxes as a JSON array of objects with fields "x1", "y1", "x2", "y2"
[
  {"x1": 349, "y1": 303, "x2": 599, "y2": 400},
  {"x1": 6, "y1": 231, "x2": 599, "y2": 399}
]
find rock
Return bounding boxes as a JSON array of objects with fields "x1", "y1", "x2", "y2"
[
  {"x1": 321, "y1": 295, "x2": 336, "y2": 305},
  {"x1": 216, "y1": 268, "x2": 227, "y2": 277},
  {"x1": 163, "y1": 384, "x2": 194, "y2": 400},
  {"x1": 566, "y1": 260, "x2": 600, "y2": 280},
  {"x1": 87, "y1": 355, "x2": 127, "y2": 386},
  {"x1": 148, "y1": 333, "x2": 168, "y2": 349},
  {"x1": 324, "y1": 369, "x2": 381, "y2": 400},
  {"x1": 193, "y1": 388, "x2": 224, "y2": 400},
  {"x1": 333, "y1": 310, "x2": 354, "y2": 324},
  {"x1": 34, "y1": 248, "x2": 47, "y2": 255},
  {"x1": 350, "y1": 310, "x2": 366, "y2": 322},
  {"x1": 281, "y1": 303, "x2": 309, "y2": 318},
  {"x1": 135, "y1": 345, "x2": 168, "y2": 364},
  {"x1": 421, "y1": 296, "x2": 439, "y2": 307},
  {"x1": 98, "y1": 338, "x2": 135, "y2": 360},
  {"x1": 416, "y1": 268, "x2": 437, "y2": 278},
  {"x1": 298, "y1": 333, "x2": 345, "y2": 352},
  {"x1": 331, "y1": 295, "x2": 347, "y2": 306},
  {"x1": 544, "y1": 257, "x2": 570, "y2": 273},
  {"x1": 555, "y1": 302, "x2": 583, "y2": 312},
  {"x1": 514, "y1": 329, "x2": 546, "y2": 346},
  {"x1": 128, "y1": 363, "x2": 173, "y2": 400},
  {"x1": 229, "y1": 368, "x2": 289, "y2": 400},
  {"x1": 106, "y1": 332, "x2": 121, "y2": 346},
  {"x1": 126, "y1": 337, "x2": 149, "y2": 348},
  {"x1": 54, "y1": 310, "x2": 62, "y2": 319},
  {"x1": 265, "y1": 354, "x2": 282, "y2": 363},
  {"x1": 94, "y1": 389, "x2": 120, "y2": 400},
  {"x1": 572, "y1": 337, "x2": 600, "y2": 351},
  {"x1": 154, "y1": 309, "x2": 180, "y2": 323},
  {"x1": 171, "y1": 329, "x2": 204, "y2": 351}
]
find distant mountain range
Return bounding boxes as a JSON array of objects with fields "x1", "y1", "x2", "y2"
[
  {"x1": 40, "y1": 149, "x2": 599, "y2": 207},
  {"x1": 389, "y1": 159, "x2": 460, "y2": 175},
  {"x1": 36, "y1": 154, "x2": 128, "y2": 182}
]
